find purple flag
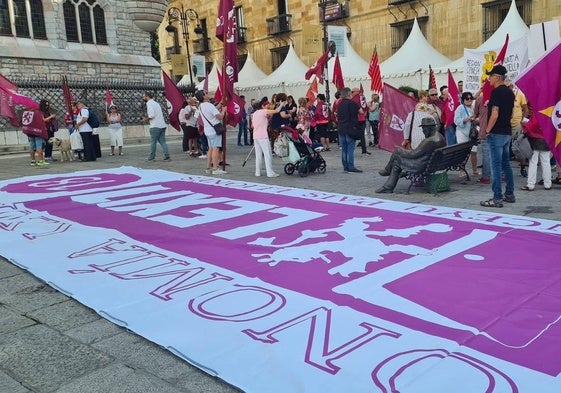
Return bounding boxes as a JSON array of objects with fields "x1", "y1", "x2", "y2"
[
  {"x1": 162, "y1": 71, "x2": 184, "y2": 132},
  {"x1": 515, "y1": 40, "x2": 561, "y2": 165}
]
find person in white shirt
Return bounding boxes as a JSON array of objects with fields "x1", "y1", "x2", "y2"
[
  {"x1": 195, "y1": 90, "x2": 227, "y2": 175},
  {"x1": 141, "y1": 91, "x2": 170, "y2": 161},
  {"x1": 75, "y1": 100, "x2": 96, "y2": 161},
  {"x1": 179, "y1": 96, "x2": 200, "y2": 156}
]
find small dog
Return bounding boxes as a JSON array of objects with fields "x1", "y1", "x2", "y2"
[{"x1": 48, "y1": 137, "x2": 74, "y2": 162}]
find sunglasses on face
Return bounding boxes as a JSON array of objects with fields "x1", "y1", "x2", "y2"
[
  {"x1": 465, "y1": 97, "x2": 473, "y2": 101},
  {"x1": 430, "y1": 93, "x2": 438, "y2": 96}
]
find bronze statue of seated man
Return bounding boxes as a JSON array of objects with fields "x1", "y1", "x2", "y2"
[{"x1": 376, "y1": 117, "x2": 446, "y2": 193}]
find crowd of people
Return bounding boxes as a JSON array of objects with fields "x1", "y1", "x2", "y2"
[{"x1": 25, "y1": 75, "x2": 559, "y2": 206}]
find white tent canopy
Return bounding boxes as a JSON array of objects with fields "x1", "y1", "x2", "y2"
[
  {"x1": 195, "y1": 61, "x2": 220, "y2": 93},
  {"x1": 236, "y1": 52, "x2": 268, "y2": 88},
  {"x1": 444, "y1": 0, "x2": 530, "y2": 70},
  {"x1": 380, "y1": 18, "x2": 451, "y2": 77},
  {"x1": 235, "y1": 43, "x2": 313, "y2": 102},
  {"x1": 257, "y1": 43, "x2": 310, "y2": 86}
]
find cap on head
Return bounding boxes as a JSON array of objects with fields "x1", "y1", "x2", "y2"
[
  {"x1": 486, "y1": 64, "x2": 507, "y2": 76},
  {"x1": 419, "y1": 117, "x2": 436, "y2": 128}
]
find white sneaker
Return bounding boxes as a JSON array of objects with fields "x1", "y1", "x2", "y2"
[
  {"x1": 205, "y1": 168, "x2": 212, "y2": 174},
  {"x1": 267, "y1": 173, "x2": 280, "y2": 178},
  {"x1": 213, "y1": 169, "x2": 227, "y2": 175},
  {"x1": 255, "y1": 174, "x2": 261, "y2": 177},
  {"x1": 199, "y1": 154, "x2": 207, "y2": 158}
]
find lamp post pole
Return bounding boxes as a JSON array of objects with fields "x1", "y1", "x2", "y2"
[
  {"x1": 167, "y1": 5, "x2": 199, "y2": 88},
  {"x1": 319, "y1": 0, "x2": 330, "y2": 107}
]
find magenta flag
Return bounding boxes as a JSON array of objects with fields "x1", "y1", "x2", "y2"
[
  {"x1": 162, "y1": 71, "x2": 184, "y2": 132},
  {"x1": 444, "y1": 69, "x2": 461, "y2": 127},
  {"x1": 21, "y1": 109, "x2": 48, "y2": 139},
  {"x1": 515, "y1": 40, "x2": 561, "y2": 165},
  {"x1": 0, "y1": 74, "x2": 39, "y2": 126},
  {"x1": 0, "y1": 85, "x2": 19, "y2": 126},
  {"x1": 226, "y1": 92, "x2": 244, "y2": 127},
  {"x1": 216, "y1": 0, "x2": 238, "y2": 98},
  {"x1": 378, "y1": 83, "x2": 418, "y2": 152}
]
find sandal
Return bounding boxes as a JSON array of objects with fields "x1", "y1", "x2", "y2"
[
  {"x1": 480, "y1": 199, "x2": 503, "y2": 208},
  {"x1": 552, "y1": 177, "x2": 561, "y2": 185},
  {"x1": 520, "y1": 186, "x2": 534, "y2": 191},
  {"x1": 503, "y1": 194, "x2": 516, "y2": 203}
]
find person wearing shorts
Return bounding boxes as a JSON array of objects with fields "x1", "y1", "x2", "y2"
[{"x1": 28, "y1": 135, "x2": 48, "y2": 166}]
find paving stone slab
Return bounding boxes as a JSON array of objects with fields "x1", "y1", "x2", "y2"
[{"x1": 0, "y1": 324, "x2": 112, "y2": 392}]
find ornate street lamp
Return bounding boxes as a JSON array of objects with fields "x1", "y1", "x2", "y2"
[{"x1": 166, "y1": 5, "x2": 203, "y2": 87}]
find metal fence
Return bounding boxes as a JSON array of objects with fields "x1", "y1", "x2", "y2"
[{"x1": 0, "y1": 77, "x2": 196, "y2": 131}]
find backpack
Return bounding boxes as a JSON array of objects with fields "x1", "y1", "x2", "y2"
[{"x1": 84, "y1": 108, "x2": 100, "y2": 128}]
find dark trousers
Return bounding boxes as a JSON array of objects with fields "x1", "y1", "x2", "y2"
[
  {"x1": 80, "y1": 132, "x2": 97, "y2": 161},
  {"x1": 44, "y1": 128, "x2": 55, "y2": 158},
  {"x1": 93, "y1": 133, "x2": 102, "y2": 157}
]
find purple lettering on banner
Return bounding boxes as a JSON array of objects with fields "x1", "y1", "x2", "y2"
[
  {"x1": 1, "y1": 173, "x2": 139, "y2": 194},
  {"x1": 14, "y1": 174, "x2": 561, "y2": 376}
]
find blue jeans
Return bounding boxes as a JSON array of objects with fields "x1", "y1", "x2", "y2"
[
  {"x1": 488, "y1": 133, "x2": 514, "y2": 200},
  {"x1": 445, "y1": 124, "x2": 457, "y2": 145},
  {"x1": 238, "y1": 119, "x2": 248, "y2": 145},
  {"x1": 339, "y1": 133, "x2": 356, "y2": 171},
  {"x1": 149, "y1": 127, "x2": 169, "y2": 159},
  {"x1": 480, "y1": 138, "x2": 491, "y2": 179}
]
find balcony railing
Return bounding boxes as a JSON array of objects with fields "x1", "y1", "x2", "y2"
[
  {"x1": 192, "y1": 38, "x2": 210, "y2": 53},
  {"x1": 266, "y1": 14, "x2": 292, "y2": 36}
]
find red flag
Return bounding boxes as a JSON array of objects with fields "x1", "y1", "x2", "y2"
[
  {"x1": 162, "y1": 71, "x2": 185, "y2": 132},
  {"x1": 214, "y1": 69, "x2": 223, "y2": 102},
  {"x1": 105, "y1": 88, "x2": 114, "y2": 113},
  {"x1": 515, "y1": 40, "x2": 561, "y2": 165},
  {"x1": 368, "y1": 47, "x2": 383, "y2": 94},
  {"x1": 332, "y1": 53, "x2": 345, "y2": 91},
  {"x1": 428, "y1": 64, "x2": 437, "y2": 91},
  {"x1": 306, "y1": 77, "x2": 319, "y2": 103},
  {"x1": 21, "y1": 109, "x2": 48, "y2": 139},
  {"x1": 444, "y1": 69, "x2": 461, "y2": 127},
  {"x1": 0, "y1": 74, "x2": 39, "y2": 126},
  {"x1": 305, "y1": 43, "x2": 333, "y2": 83},
  {"x1": 482, "y1": 34, "x2": 509, "y2": 104},
  {"x1": 61, "y1": 76, "x2": 74, "y2": 117},
  {"x1": 378, "y1": 83, "x2": 418, "y2": 152},
  {"x1": 216, "y1": 0, "x2": 238, "y2": 99}
]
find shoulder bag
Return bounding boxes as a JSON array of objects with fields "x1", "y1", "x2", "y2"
[
  {"x1": 463, "y1": 104, "x2": 478, "y2": 142},
  {"x1": 200, "y1": 109, "x2": 225, "y2": 135}
]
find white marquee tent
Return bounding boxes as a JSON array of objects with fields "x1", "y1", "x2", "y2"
[{"x1": 236, "y1": 52, "x2": 268, "y2": 88}]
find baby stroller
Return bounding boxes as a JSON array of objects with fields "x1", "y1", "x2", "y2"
[{"x1": 280, "y1": 125, "x2": 327, "y2": 177}]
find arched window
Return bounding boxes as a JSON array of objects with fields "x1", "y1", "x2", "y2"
[
  {"x1": 63, "y1": 0, "x2": 107, "y2": 45},
  {"x1": 0, "y1": 0, "x2": 47, "y2": 39}
]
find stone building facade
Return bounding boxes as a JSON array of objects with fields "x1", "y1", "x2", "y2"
[
  {"x1": 160, "y1": 0, "x2": 560, "y2": 79},
  {"x1": 0, "y1": 0, "x2": 166, "y2": 82},
  {"x1": 0, "y1": 0, "x2": 169, "y2": 149}
]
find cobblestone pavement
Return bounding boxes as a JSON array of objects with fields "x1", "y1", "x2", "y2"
[{"x1": 1, "y1": 131, "x2": 559, "y2": 392}]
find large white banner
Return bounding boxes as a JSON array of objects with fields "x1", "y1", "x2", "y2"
[
  {"x1": 1, "y1": 167, "x2": 561, "y2": 392},
  {"x1": 463, "y1": 36, "x2": 529, "y2": 93}
]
